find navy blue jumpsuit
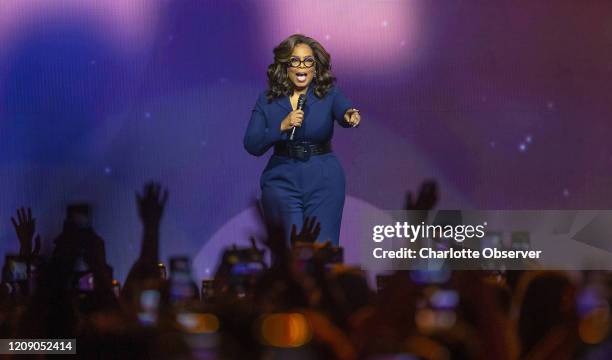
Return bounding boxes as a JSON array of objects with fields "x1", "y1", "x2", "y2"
[{"x1": 244, "y1": 85, "x2": 354, "y2": 245}]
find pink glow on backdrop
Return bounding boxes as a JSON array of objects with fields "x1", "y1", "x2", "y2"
[
  {"x1": 0, "y1": 0, "x2": 162, "y2": 53},
  {"x1": 258, "y1": 0, "x2": 423, "y2": 72}
]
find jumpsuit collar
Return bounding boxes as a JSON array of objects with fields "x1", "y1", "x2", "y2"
[{"x1": 278, "y1": 85, "x2": 321, "y2": 112}]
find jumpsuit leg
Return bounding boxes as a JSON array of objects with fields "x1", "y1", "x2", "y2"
[
  {"x1": 302, "y1": 154, "x2": 346, "y2": 246},
  {"x1": 260, "y1": 159, "x2": 304, "y2": 244}
]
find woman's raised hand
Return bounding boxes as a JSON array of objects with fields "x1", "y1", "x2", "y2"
[{"x1": 344, "y1": 108, "x2": 361, "y2": 127}]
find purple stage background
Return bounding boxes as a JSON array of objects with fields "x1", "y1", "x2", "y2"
[{"x1": 1, "y1": 1, "x2": 611, "y2": 281}]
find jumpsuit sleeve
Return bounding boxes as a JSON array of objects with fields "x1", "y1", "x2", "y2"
[
  {"x1": 243, "y1": 93, "x2": 286, "y2": 156},
  {"x1": 331, "y1": 87, "x2": 355, "y2": 128}
]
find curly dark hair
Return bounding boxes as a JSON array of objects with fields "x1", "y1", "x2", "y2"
[{"x1": 266, "y1": 34, "x2": 336, "y2": 101}]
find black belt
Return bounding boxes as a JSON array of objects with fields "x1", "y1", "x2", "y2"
[{"x1": 274, "y1": 140, "x2": 332, "y2": 161}]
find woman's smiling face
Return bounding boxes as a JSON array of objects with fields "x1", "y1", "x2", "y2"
[{"x1": 287, "y1": 43, "x2": 316, "y2": 91}]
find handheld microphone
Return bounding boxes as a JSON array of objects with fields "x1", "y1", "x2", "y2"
[{"x1": 289, "y1": 94, "x2": 306, "y2": 141}]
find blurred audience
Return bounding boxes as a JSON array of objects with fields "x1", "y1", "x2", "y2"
[{"x1": 0, "y1": 180, "x2": 610, "y2": 359}]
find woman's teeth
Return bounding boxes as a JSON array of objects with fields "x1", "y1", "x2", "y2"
[{"x1": 296, "y1": 73, "x2": 307, "y2": 82}]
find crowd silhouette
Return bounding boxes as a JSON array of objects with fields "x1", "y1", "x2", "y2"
[{"x1": 1, "y1": 181, "x2": 611, "y2": 359}]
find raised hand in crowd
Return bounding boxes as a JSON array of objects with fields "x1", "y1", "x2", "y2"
[
  {"x1": 11, "y1": 207, "x2": 41, "y2": 261},
  {"x1": 135, "y1": 182, "x2": 168, "y2": 263},
  {"x1": 405, "y1": 179, "x2": 438, "y2": 211},
  {"x1": 124, "y1": 182, "x2": 169, "y2": 301},
  {"x1": 136, "y1": 182, "x2": 168, "y2": 230},
  {"x1": 291, "y1": 216, "x2": 321, "y2": 245}
]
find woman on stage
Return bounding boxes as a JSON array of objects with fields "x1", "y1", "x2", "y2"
[{"x1": 244, "y1": 34, "x2": 361, "y2": 245}]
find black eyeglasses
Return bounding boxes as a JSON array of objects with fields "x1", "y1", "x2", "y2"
[{"x1": 288, "y1": 57, "x2": 315, "y2": 68}]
